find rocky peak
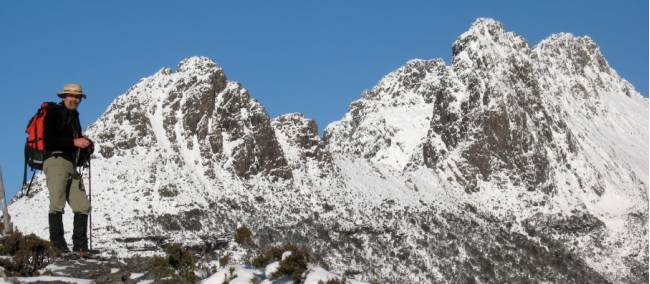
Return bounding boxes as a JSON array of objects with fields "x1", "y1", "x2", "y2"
[
  {"x1": 165, "y1": 57, "x2": 227, "y2": 133},
  {"x1": 419, "y1": 19, "x2": 561, "y2": 192},
  {"x1": 533, "y1": 33, "x2": 631, "y2": 117},
  {"x1": 452, "y1": 18, "x2": 529, "y2": 65},
  {"x1": 362, "y1": 59, "x2": 446, "y2": 104},
  {"x1": 533, "y1": 33, "x2": 649, "y2": 189},
  {"x1": 535, "y1": 33, "x2": 610, "y2": 75},
  {"x1": 450, "y1": 19, "x2": 533, "y2": 114},
  {"x1": 210, "y1": 83, "x2": 292, "y2": 179},
  {"x1": 272, "y1": 113, "x2": 319, "y2": 149},
  {"x1": 272, "y1": 113, "x2": 334, "y2": 176},
  {"x1": 324, "y1": 58, "x2": 448, "y2": 170},
  {"x1": 88, "y1": 56, "x2": 291, "y2": 180},
  {"x1": 176, "y1": 56, "x2": 224, "y2": 75}
]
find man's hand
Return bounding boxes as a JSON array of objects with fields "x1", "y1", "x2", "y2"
[{"x1": 73, "y1": 137, "x2": 92, "y2": 149}]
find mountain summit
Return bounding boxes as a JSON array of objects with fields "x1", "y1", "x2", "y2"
[{"x1": 10, "y1": 19, "x2": 648, "y2": 283}]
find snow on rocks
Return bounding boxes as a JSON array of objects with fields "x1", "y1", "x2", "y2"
[{"x1": 200, "y1": 264, "x2": 368, "y2": 284}]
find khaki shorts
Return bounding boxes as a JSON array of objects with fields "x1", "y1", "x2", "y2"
[{"x1": 44, "y1": 156, "x2": 91, "y2": 214}]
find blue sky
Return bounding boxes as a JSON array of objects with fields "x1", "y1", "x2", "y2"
[{"x1": 0, "y1": 1, "x2": 647, "y2": 198}]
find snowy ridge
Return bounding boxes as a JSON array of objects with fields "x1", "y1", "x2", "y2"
[
  {"x1": 324, "y1": 58, "x2": 447, "y2": 171},
  {"x1": 9, "y1": 19, "x2": 648, "y2": 283}
]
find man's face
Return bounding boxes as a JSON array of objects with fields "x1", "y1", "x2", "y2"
[{"x1": 62, "y1": 94, "x2": 83, "y2": 110}]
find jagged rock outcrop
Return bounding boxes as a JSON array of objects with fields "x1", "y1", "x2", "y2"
[
  {"x1": 414, "y1": 18, "x2": 561, "y2": 194},
  {"x1": 272, "y1": 113, "x2": 334, "y2": 177}
]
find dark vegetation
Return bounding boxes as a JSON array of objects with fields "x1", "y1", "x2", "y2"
[
  {"x1": 219, "y1": 254, "x2": 231, "y2": 267},
  {"x1": 234, "y1": 225, "x2": 255, "y2": 247},
  {"x1": 251, "y1": 243, "x2": 312, "y2": 283},
  {"x1": 149, "y1": 243, "x2": 198, "y2": 283},
  {"x1": 0, "y1": 231, "x2": 53, "y2": 276}
]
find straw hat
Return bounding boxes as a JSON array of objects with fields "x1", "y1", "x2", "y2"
[{"x1": 57, "y1": 83, "x2": 86, "y2": 98}]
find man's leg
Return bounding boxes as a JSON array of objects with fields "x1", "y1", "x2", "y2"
[
  {"x1": 68, "y1": 174, "x2": 91, "y2": 253},
  {"x1": 44, "y1": 157, "x2": 73, "y2": 252}
]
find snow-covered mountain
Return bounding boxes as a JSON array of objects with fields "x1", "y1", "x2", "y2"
[{"x1": 10, "y1": 18, "x2": 648, "y2": 283}]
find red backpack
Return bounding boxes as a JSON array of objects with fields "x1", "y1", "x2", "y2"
[
  {"x1": 22, "y1": 102, "x2": 58, "y2": 193},
  {"x1": 25, "y1": 102, "x2": 58, "y2": 170}
]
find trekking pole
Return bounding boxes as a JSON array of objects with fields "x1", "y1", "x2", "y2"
[
  {"x1": 88, "y1": 157, "x2": 92, "y2": 251},
  {"x1": 75, "y1": 145, "x2": 93, "y2": 251},
  {"x1": 0, "y1": 167, "x2": 13, "y2": 234},
  {"x1": 73, "y1": 147, "x2": 92, "y2": 251}
]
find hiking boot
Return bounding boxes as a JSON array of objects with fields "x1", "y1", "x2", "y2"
[
  {"x1": 72, "y1": 213, "x2": 88, "y2": 253},
  {"x1": 78, "y1": 249, "x2": 98, "y2": 259},
  {"x1": 48, "y1": 212, "x2": 69, "y2": 253}
]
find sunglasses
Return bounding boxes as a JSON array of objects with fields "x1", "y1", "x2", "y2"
[{"x1": 64, "y1": 94, "x2": 86, "y2": 100}]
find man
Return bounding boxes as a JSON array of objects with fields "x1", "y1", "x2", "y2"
[{"x1": 44, "y1": 83, "x2": 93, "y2": 256}]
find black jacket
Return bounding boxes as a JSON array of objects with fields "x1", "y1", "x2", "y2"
[{"x1": 43, "y1": 102, "x2": 82, "y2": 161}]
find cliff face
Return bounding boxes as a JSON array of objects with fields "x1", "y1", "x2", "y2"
[{"x1": 11, "y1": 18, "x2": 648, "y2": 283}]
